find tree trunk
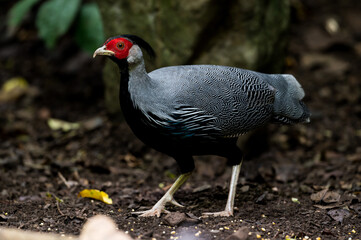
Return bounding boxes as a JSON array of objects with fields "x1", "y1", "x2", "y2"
[{"x1": 95, "y1": 0, "x2": 290, "y2": 114}]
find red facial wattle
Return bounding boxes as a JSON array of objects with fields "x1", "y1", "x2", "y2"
[{"x1": 105, "y1": 38, "x2": 133, "y2": 59}]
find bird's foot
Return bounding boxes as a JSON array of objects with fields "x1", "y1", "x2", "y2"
[
  {"x1": 134, "y1": 197, "x2": 184, "y2": 217},
  {"x1": 134, "y1": 207, "x2": 170, "y2": 217},
  {"x1": 133, "y1": 173, "x2": 191, "y2": 217},
  {"x1": 202, "y1": 210, "x2": 233, "y2": 217}
]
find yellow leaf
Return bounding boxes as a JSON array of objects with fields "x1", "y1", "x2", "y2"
[
  {"x1": 0, "y1": 77, "x2": 29, "y2": 102},
  {"x1": 47, "y1": 118, "x2": 80, "y2": 132},
  {"x1": 2, "y1": 77, "x2": 28, "y2": 92},
  {"x1": 78, "y1": 189, "x2": 112, "y2": 204}
]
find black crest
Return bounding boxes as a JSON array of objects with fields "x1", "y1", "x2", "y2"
[{"x1": 119, "y1": 34, "x2": 156, "y2": 59}]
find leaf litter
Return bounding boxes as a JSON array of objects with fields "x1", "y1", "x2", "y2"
[{"x1": 1, "y1": 0, "x2": 361, "y2": 239}]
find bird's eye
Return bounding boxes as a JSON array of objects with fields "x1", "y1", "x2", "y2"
[{"x1": 116, "y1": 42, "x2": 125, "y2": 50}]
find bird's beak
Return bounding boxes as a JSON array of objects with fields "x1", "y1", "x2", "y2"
[{"x1": 93, "y1": 45, "x2": 115, "y2": 58}]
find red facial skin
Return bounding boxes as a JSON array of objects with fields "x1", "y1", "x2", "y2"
[{"x1": 104, "y1": 38, "x2": 133, "y2": 60}]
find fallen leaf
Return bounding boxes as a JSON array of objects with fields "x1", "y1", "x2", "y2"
[
  {"x1": 340, "y1": 181, "x2": 353, "y2": 190},
  {"x1": 350, "y1": 203, "x2": 361, "y2": 216},
  {"x1": 327, "y1": 209, "x2": 350, "y2": 223},
  {"x1": 2, "y1": 77, "x2": 28, "y2": 92},
  {"x1": 78, "y1": 189, "x2": 112, "y2": 204},
  {"x1": 310, "y1": 189, "x2": 328, "y2": 203},
  {"x1": 0, "y1": 77, "x2": 29, "y2": 102},
  {"x1": 292, "y1": 197, "x2": 300, "y2": 204},
  {"x1": 322, "y1": 191, "x2": 341, "y2": 203},
  {"x1": 82, "y1": 116, "x2": 104, "y2": 131},
  {"x1": 48, "y1": 118, "x2": 80, "y2": 132}
]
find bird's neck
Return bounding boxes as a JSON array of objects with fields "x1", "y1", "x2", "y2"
[
  {"x1": 116, "y1": 58, "x2": 158, "y2": 141},
  {"x1": 128, "y1": 59, "x2": 150, "y2": 85},
  {"x1": 117, "y1": 59, "x2": 152, "y2": 117}
]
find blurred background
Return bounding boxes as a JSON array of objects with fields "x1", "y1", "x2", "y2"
[{"x1": 1, "y1": 0, "x2": 361, "y2": 238}]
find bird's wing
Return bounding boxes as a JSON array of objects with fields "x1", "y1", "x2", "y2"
[{"x1": 148, "y1": 65, "x2": 275, "y2": 138}]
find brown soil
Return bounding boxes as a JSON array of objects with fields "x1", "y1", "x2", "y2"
[{"x1": 1, "y1": 0, "x2": 361, "y2": 239}]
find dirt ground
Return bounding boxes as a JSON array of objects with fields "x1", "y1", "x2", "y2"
[{"x1": 1, "y1": 1, "x2": 361, "y2": 239}]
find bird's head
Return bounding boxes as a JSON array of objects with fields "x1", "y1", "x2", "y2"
[{"x1": 93, "y1": 35, "x2": 155, "y2": 65}]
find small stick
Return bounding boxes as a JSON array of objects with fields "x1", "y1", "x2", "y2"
[
  {"x1": 56, "y1": 201, "x2": 64, "y2": 216},
  {"x1": 58, "y1": 172, "x2": 70, "y2": 189}
]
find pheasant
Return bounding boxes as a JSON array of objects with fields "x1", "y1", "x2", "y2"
[{"x1": 93, "y1": 34, "x2": 310, "y2": 217}]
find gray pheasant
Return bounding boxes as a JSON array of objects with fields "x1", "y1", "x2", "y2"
[{"x1": 93, "y1": 34, "x2": 310, "y2": 217}]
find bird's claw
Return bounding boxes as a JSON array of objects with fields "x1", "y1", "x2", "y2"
[
  {"x1": 134, "y1": 208, "x2": 170, "y2": 217},
  {"x1": 202, "y1": 210, "x2": 233, "y2": 217},
  {"x1": 170, "y1": 198, "x2": 184, "y2": 208},
  {"x1": 133, "y1": 198, "x2": 184, "y2": 217}
]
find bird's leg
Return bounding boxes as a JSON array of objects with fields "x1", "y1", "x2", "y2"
[
  {"x1": 202, "y1": 162, "x2": 242, "y2": 217},
  {"x1": 135, "y1": 172, "x2": 192, "y2": 217}
]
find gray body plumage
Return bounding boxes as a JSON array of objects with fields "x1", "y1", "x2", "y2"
[
  {"x1": 128, "y1": 63, "x2": 309, "y2": 140},
  {"x1": 94, "y1": 35, "x2": 311, "y2": 216}
]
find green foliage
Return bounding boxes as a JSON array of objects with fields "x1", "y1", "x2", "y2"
[
  {"x1": 35, "y1": 0, "x2": 81, "y2": 48},
  {"x1": 7, "y1": 0, "x2": 40, "y2": 29},
  {"x1": 75, "y1": 3, "x2": 105, "y2": 54},
  {"x1": 7, "y1": 0, "x2": 105, "y2": 54}
]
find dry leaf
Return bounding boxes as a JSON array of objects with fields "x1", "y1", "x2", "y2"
[
  {"x1": 78, "y1": 189, "x2": 112, "y2": 204},
  {"x1": 327, "y1": 209, "x2": 350, "y2": 223},
  {"x1": 310, "y1": 189, "x2": 328, "y2": 203},
  {"x1": 322, "y1": 191, "x2": 341, "y2": 203}
]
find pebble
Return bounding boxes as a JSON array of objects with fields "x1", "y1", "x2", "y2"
[{"x1": 163, "y1": 212, "x2": 187, "y2": 227}]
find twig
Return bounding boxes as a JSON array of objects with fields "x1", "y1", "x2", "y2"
[
  {"x1": 56, "y1": 201, "x2": 64, "y2": 216},
  {"x1": 58, "y1": 172, "x2": 70, "y2": 189}
]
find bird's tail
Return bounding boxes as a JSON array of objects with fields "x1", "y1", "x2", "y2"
[{"x1": 266, "y1": 74, "x2": 310, "y2": 124}]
